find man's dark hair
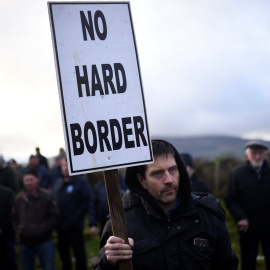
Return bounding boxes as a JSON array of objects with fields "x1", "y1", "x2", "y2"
[
  {"x1": 151, "y1": 140, "x2": 175, "y2": 157},
  {"x1": 137, "y1": 140, "x2": 176, "y2": 178},
  {"x1": 23, "y1": 168, "x2": 39, "y2": 178}
]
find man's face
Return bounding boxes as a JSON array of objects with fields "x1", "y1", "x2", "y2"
[
  {"x1": 30, "y1": 156, "x2": 39, "y2": 167},
  {"x1": 23, "y1": 174, "x2": 39, "y2": 192},
  {"x1": 61, "y1": 159, "x2": 69, "y2": 178},
  {"x1": 137, "y1": 153, "x2": 179, "y2": 211},
  {"x1": 245, "y1": 147, "x2": 266, "y2": 169},
  {"x1": 8, "y1": 161, "x2": 17, "y2": 170}
]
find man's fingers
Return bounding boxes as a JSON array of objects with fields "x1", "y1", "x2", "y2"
[
  {"x1": 105, "y1": 236, "x2": 134, "y2": 265},
  {"x1": 105, "y1": 242, "x2": 131, "y2": 251},
  {"x1": 105, "y1": 242, "x2": 133, "y2": 265},
  {"x1": 107, "y1": 236, "x2": 125, "y2": 244},
  {"x1": 106, "y1": 249, "x2": 133, "y2": 256},
  {"x1": 128, "y1": 238, "x2": 134, "y2": 247}
]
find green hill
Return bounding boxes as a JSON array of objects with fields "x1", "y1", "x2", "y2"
[{"x1": 152, "y1": 135, "x2": 270, "y2": 160}]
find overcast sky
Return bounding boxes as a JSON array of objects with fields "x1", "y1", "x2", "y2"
[{"x1": 1, "y1": 0, "x2": 270, "y2": 164}]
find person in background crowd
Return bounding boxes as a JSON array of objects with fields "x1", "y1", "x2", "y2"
[
  {"x1": 35, "y1": 147, "x2": 49, "y2": 169},
  {"x1": 22, "y1": 155, "x2": 52, "y2": 189},
  {"x1": 226, "y1": 141, "x2": 270, "y2": 270},
  {"x1": 94, "y1": 140, "x2": 238, "y2": 270},
  {"x1": 13, "y1": 168, "x2": 59, "y2": 270},
  {"x1": 59, "y1": 147, "x2": 66, "y2": 157},
  {"x1": 50, "y1": 154, "x2": 65, "y2": 185},
  {"x1": 181, "y1": 152, "x2": 213, "y2": 193},
  {"x1": 8, "y1": 159, "x2": 24, "y2": 192},
  {"x1": 53, "y1": 157, "x2": 98, "y2": 270},
  {"x1": 0, "y1": 155, "x2": 17, "y2": 192},
  {"x1": 0, "y1": 186, "x2": 17, "y2": 270},
  {"x1": 94, "y1": 172, "x2": 127, "y2": 235}
]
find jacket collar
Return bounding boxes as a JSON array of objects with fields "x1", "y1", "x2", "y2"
[{"x1": 123, "y1": 189, "x2": 197, "y2": 220}]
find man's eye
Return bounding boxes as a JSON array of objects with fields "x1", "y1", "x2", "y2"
[
  {"x1": 169, "y1": 167, "x2": 177, "y2": 173},
  {"x1": 153, "y1": 171, "x2": 161, "y2": 176}
]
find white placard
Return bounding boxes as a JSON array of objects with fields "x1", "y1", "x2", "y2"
[{"x1": 48, "y1": 2, "x2": 152, "y2": 175}]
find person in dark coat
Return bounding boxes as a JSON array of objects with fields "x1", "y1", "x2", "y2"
[
  {"x1": 0, "y1": 156, "x2": 17, "y2": 192},
  {"x1": 50, "y1": 154, "x2": 65, "y2": 185},
  {"x1": 22, "y1": 155, "x2": 52, "y2": 189},
  {"x1": 94, "y1": 139, "x2": 238, "y2": 270},
  {"x1": 8, "y1": 159, "x2": 24, "y2": 192},
  {"x1": 35, "y1": 147, "x2": 49, "y2": 170},
  {"x1": 0, "y1": 186, "x2": 17, "y2": 270},
  {"x1": 13, "y1": 168, "x2": 59, "y2": 270},
  {"x1": 181, "y1": 152, "x2": 212, "y2": 193},
  {"x1": 226, "y1": 141, "x2": 270, "y2": 270},
  {"x1": 53, "y1": 157, "x2": 98, "y2": 270}
]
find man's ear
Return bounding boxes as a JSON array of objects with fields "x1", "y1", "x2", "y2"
[{"x1": 136, "y1": 173, "x2": 147, "y2": 189}]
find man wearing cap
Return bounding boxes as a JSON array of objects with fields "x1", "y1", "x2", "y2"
[{"x1": 226, "y1": 141, "x2": 270, "y2": 270}]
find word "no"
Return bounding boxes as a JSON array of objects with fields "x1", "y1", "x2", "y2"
[{"x1": 80, "y1": 10, "x2": 107, "y2": 41}]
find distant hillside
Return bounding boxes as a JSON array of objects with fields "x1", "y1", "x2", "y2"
[{"x1": 152, "y1": 135, "x2": 270, "y2": 160}]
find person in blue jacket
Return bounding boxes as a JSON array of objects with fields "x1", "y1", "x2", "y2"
[{"x1": 53, "y1": 158, "x2": 98, "y2": 270}]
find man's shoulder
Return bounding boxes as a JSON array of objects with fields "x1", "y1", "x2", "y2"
[
  {"x1": 39, "y1": 188, "x2": 53, "y2": 197},
  {"x1": 192, "y1": 193, "x2": 225, "y2": 221},
  {"x1": 123, "y1": 189, "x2": 141, "y2": 210},
  {"x1": 16, "y1": 190, "x2": 26, "y2": 200},
  {"x1": 231, "y1": 163, "x2": 249, "y2": 174}
]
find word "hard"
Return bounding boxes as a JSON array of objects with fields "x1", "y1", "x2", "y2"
[{"x1": 75, "y1": 63, "x2": 127, "y2": 97}]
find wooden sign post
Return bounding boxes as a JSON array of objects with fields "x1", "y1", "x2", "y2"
[{"x1": 104, "y1": 169, "x2": 133, "y2": 270}]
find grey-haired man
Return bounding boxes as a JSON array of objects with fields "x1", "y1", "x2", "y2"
[{"x1": 226, "y1": 141, "x2": 270, "y2": 270}]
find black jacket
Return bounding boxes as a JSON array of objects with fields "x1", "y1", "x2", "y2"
[
  {"x1": 0, "y1": 186, "x2": 14, "y2": 239},
  {"x1": 95, "y1": 140, "x2": 238, "y2": 270},
  {"x1": 53, "y1": 175, "x2": 97, "y2": 230},
  {"x1": 13, "y1": 188, "x2": 59, "y2": 246},
  {"x1": 225, "y1": 160, "x2": 270, "y2": 235},
  {"x1": 0, "y1": 167, "x2": 16, "y2": 192}
]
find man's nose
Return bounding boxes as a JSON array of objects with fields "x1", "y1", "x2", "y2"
[{"x1": 163, "y1": 171, "x2": 173, "y2": 183}]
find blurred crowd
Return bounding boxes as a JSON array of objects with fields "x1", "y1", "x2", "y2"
[
  {"x1": 1, "y1": 140, "x2": 269, "y2": 270},
  {"x1": 0, "y1": 147, "x2": 126, "y2": 270}
]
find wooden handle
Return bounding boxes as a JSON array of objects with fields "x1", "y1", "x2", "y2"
[{"x1": 104, "y1": 169, "x2": 133, "y2": 270}]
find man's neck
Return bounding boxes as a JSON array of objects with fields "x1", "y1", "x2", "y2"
[
  {"x1": 64, "y1": 176, "x2": 70, "y2": 182},
  {"x1": 27, "y1": 189, "x2": 38, "y2": 195},
  {"x1": 157, "y1": 200, "x2": 178, "y2": 215}
]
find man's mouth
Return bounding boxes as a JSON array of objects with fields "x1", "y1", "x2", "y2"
[{"x1": 164, "y1": 188, "x2": 175, "y2": 194}]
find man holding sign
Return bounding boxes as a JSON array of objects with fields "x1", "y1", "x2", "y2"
[{"x1": 94, "y1": 140, "x2": 239, "y2": 270}]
